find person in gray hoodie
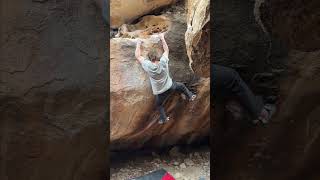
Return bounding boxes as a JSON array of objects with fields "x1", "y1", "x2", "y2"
[{"x1": 135, "y1": 33, "x2": 196, "y2": 124}]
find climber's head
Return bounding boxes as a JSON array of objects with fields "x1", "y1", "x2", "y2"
[{"x1": 148, "y1": 49, "x2": 161, "y2": 62}]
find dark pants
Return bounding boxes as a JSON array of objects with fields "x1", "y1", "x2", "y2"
[
  {"x1": 155, "y1": 81, "x2": 194, "y2": 121},
  {"x1": 212, "y1": 64, "x2": 262, "y2": 119}
]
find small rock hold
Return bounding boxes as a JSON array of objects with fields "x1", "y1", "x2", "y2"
[
  {"x1": 185, "y1": 158, "x2": 194, "y2": 166},
  {"x1": 180, "y1": 163, "x2": 187, "y2": 169}
]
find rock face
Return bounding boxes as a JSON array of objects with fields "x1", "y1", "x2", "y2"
[
  {"x1": 213, "y1": 0, "x2": 275, "y2": 82},
  {"x1": 116, "y1": 15, "x2": 171, "y2": 39},
  {"x1": 0, "y1": 0, "x2": 107, "y2": 179},
  {"x1": 110, "y1": 9, "x2": 210, "y2": 150},
  {"x1": 214, "y1": 0, "x2": 320, "y2": 179},
  {"x1": 185, "y1": 0, "x2": 210, "y2": 77},
  {"x1": 110, "y1": 0, "x2": 176, "y2": 28},
  {"x1": 255, "y1": 0, "x2": 320, "y2": 52}
]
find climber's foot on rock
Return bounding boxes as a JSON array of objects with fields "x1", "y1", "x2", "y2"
[
  {"x1": 259, "y1": 104, "x2": 276, "y2": 124},
  {"x1": 165, "y1": 116, "x2": 170, "y2": 122},
  {"x1": 189, "y1": 94, "x2": 196, "y2": 101},
  {"x1": 253, "y1": 104, "x2": 276, "y2": 124},
  {"x1": 158, "y1": 119, "x2": 165, "y2": 124},
  {"x1": 159, "y1": 117, "x2": 170, "y2": 124}
]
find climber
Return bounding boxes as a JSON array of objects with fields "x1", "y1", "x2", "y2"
[
  {"x1": 212, "y1": 64, "x2": 276, "y2": 124},
  {"x1": 135, "y1": 33, "x2": 196, "y2": 124}
]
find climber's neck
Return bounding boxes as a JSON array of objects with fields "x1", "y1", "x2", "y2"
[{"x1": 152, "y1": 60, "x2": 160, "y2": 64}]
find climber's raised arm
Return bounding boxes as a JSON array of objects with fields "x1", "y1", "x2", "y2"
[
  {"x1": 159, "y1": 33, "x2": 169, "y2": 58},
  {"x1": 135, "y1": 39, "x2": 144, "y2": 63}
]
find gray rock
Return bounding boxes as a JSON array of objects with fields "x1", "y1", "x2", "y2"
[
  {"x1": 180, "y1": 163, "x2": 187, "y2": 169},
  {"x1": 0, "y1": 0, "x2": 108, "y2": 179},
  {"x1": 185, "y1": 158, "x2": 195, "y2": 166}
]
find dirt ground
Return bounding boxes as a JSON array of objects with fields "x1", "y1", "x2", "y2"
[{"x1": 110, "y1": 144, "x2": 210, "y2": 180}]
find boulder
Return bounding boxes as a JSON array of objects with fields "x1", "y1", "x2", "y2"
[
  {"x1": 213, "y1": 0, "x2": 274, "y2": 81},
  {"x1": 185, "y1": 0, "x2": 210, "y2": 77},
  {"x1": 214, "y1": 0, "x2": 320, "y2": 179},
  {"x1": 110, "y1": 0, "x2": 176, "y2": 28},
  {"x1": 0, "y1": 0, "x2": 107, "y2": 179},
  {"x1": 110, "y1": 10, "x2": 210, "y2": 150},
  {"x1": 255, "y1": 0, "x2": 320, "y2": 51}
]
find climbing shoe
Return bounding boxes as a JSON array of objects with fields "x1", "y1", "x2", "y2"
[
  {"x1": 258, "y1": 104, "x2": 277, "y2": 124},
  {"x1": 189, "y1": 94, "x2": 197, "y2": 101},
  {"x1": 158, "y1": 117, "x2": 170, "y2": 124}
]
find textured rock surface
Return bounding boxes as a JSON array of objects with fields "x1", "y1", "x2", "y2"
[
  {"x1": 185, "y1": 0, "x2": 210, "y2": 77},
  {"x1": 214, "y1": 50, "x2": 320, "y2": 180},
  {"x1": 116, "y1": 15, "x2": 171, "y2": 39},
  {"x1": 110, "y1": 9, "x2": 210, "y2": 150},
  {"x1": 214, "y1": 0, "x2": 320, "y2": 179},
  {"x1": 0, "y1": 0, "x2": 107, "y2": 179},
  {"x1": 110, "y1": 0, "x2": 176, "y2": 28},
  {"x1": 213, "y1": 0, "x2": 276, "y2": 82},
  {"x1": 256, "y1": 0, "x2": 320, "y2": 51}
]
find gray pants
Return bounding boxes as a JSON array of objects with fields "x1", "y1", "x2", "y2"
[{"x1": 155, "y1": 81, "x2": 194, "y2": 121}]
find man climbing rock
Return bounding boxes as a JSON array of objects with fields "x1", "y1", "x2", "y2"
[
  {"x1": 135, "y1": 33, "x2": 196, "y2": 124},
  {"x1": 212, "y1": 64, "x2": 276, "y2": 124}
]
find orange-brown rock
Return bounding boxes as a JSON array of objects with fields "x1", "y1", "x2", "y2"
[
  {"x1": 110, "y1": 0, "x2": 176, "y2": 28},
  {"x1": 116, "y1": 15, "x2": 171, "y2": 39},
  {"x1": 185, "y1": 0, "x2": 210, "y2": 77}
]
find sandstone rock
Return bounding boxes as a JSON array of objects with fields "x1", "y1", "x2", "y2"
[
  {"x1": 0, "y1": 0, "x2": 107, "y2": 179},
  {"x1": 110, "y1": 0, "x2": 176, "y2": 28},
  {"x1": 116, "y1": 15, "x2": 171, "y2": 39},
  {"x1": 110, "y1": 10, "x2": 210, "y2": 150},
  {"x1": 255, "y1": 0, "x2": 320, "y2": 51},
  {"x1": 185, "y1": 0, "x2": 210, "y2": 77}
]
